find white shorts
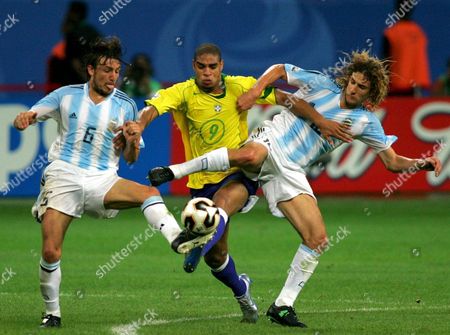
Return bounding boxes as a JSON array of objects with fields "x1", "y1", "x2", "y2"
[
  {"x1": 245, "y1": 127, "x2": 316, "y2": 218},
  {"x1": 32, "y1": 160, "x2": 121, "y2": 222}
]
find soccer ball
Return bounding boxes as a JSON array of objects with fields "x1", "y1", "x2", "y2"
[{"x1": 181, "y1": 197, "x2": 220, "y2": 235}]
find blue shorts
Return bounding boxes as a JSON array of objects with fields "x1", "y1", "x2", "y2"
[{"x1": 190, "y1": 171, "x2": 258, "y2": 201}]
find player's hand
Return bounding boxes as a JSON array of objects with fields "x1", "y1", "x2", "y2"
[
  {"x1": 316, "y1": 119, "x2": 353, "y2": 144},
  {"x1": 418, "y1": 156, "x2": 442, "y2": 177},
  {"x1": 13, "y1": 111, "x2": 37, "y2": 130},
  {"x1": 113, "y1": 126, "x2": 126, "y2": 152},
  {"x1": 237, "y1": 89, "x2": 260, "y2": 112},
  {"x1": 123, "y1": 121, "x2": 141, "y2": 148}
]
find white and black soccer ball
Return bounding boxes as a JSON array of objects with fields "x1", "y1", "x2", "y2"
[{"x1": 181, "y1": 197, "x2": 220, "y2": 235}]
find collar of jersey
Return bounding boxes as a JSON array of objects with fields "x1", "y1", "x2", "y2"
[
  {"x1": 194, "y1": 74, "x2": 227, "y2": 99},
  {"x1": 84, "y1": 82, "x2": 115, "y2": 104}
]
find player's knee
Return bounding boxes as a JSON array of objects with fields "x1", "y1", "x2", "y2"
[
  {"x1": 204, "y1": 249, "x2": 228, "y2": 269},
  {"x1": 42, "y1": 246, "x2": 61, "y2": 263},
  {"x1": 233, "y1": 149, "x2": 261, "y2": 169}
]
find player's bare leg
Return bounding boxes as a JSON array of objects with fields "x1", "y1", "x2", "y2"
[
  {"x1": 105, "y1": 179, "x2": 210, "y2": 253},
  {"x1": 228, "y1": 142, "x2": 268, "y2": 173},
  {"x1": 39, "y1": 209, "x2": 73, "y2": 328},
  {"x1": 266, "y1": 194, "x2": 327, "y2": 327},
  {"x1": 105, "y1": 179, "x2": 189, "y2": 249}
]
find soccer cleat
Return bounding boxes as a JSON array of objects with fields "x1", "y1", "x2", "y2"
[
  {"x1": 236, "y1": 274, "x2": 258, "y2": 323},
  {"x1": 40, "y1": 313, "x2": 61, "y2": 328},
  {"x1": 182, "y1": 216, "x2": 227, "y2": 273},
  {"x1": 266, "y1": 303, "x2": 307, "y2": 328},
  {"x1": 183, "y1": 247, "x2": 202, "y2": 273},
  {"x1": 148, "y1": 166, "x2": 175, "y2": 186},
  {"x1": 171, "y1": 229, "x2": 215, "y2": 254}
]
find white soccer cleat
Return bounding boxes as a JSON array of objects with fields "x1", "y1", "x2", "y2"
[{"x1": 236, "y1": 274, "x2": 258, "y2": 323}]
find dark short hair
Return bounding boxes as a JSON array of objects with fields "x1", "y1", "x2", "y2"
[
  {"x1": 85, "y1": 36, "x2": 123, "y2": 70},
  {"x1": 194, "y1": 43, "x2": 222, "y2": 61},
  {"x1": 68, "y1": 1, "x2": 88, "y2": 21}
]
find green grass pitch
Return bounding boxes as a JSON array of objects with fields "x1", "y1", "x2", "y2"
[{"x1": 0, "y1": 195, "x2": 449, "y2": 335}]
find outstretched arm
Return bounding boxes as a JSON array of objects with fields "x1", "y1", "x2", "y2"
[
  {"x1": 13, "y1": 111, "x2": 38, "y2": 130},
  {"x1": 378, "y1": 147, "x2": 442, "y2": 177},
  {"x1": 237, "y1": 64, "x2": 286, "y2": 111},
  {"x1": 121, "y1": 121, "x2": 142, "y2": 164},
  {"x1": 276, "y1": 90, "x2": 353, "y2": 143},
  {"x1": 237, "y1": 64, "x2": 352, "y2": 143},
  {"x1": 137, "y1": 105, "x2": 160, "y2": 132}
]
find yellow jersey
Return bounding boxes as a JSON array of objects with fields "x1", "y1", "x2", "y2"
[{"x1": 145, "y1": 75, "x2": 276, "y2": 189}]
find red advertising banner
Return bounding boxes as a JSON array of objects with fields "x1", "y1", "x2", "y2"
[{"x1": 169, "y1": 97, "x2": 450, "y2": 196}]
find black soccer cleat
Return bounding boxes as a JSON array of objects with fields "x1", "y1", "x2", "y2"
[
  {"x1": 40, "y1": 313, "x2": 61, "y2": 328},
  {"x1": 266, "y1": 303, "x2": 307, "y2": 328},
  {"x1": 171, "y1": 229, "x2": 214, "y2": 254},
  {"x1": 183, "y1": 247, "x2": 202, "y2": 273},
  {"x1": 148, "y1": 166, "x2": 175, "y2": 186}
]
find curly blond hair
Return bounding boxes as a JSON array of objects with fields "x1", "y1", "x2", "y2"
[{"x1": 335, "y1": 51, "x2": 390, "y2": 107}]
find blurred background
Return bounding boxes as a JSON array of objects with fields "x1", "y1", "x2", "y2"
[{"x1": 0, "y1": 0, "x2": 449, "y2": 197}]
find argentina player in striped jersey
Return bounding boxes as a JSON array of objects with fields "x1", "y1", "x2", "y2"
[
  {"x1": 13, "y1": 36, "x2": 206, "y2": 328},
  {"x1": 148, "y1": 51, "x2": 442, "y2": 327}
]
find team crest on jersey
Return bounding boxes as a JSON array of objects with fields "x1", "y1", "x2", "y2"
[{"x1": 214, "y1": 105, "x2": 222, "y2": 112}]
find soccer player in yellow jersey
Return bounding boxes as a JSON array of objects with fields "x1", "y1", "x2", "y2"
[
  {"x1": 146, "y1": 63, "x2": 276, "y2": 190},
  {"x1": 138, "y1": 43, "x2": 350, "y2": 323}
]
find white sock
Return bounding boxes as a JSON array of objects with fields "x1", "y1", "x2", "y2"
[
  {"x1": 218, "y1": 208, "x2": 229, "y2": 224},
  {"x1": 141, "y1": 196, "x2": 182, "y2": 244},
  {"x1": 39, "y1": 259, "x2": 61, "y2": 317},
  {"x1": 170, "y1": 147, "x2": 230, "y2": 179},
  {"x1": 275, "y1": 244, "x2": 319, "y2": 307}
]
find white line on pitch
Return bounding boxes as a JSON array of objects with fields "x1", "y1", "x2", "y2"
[
  {"x1": 111, "y1": 314, "x2": 241, "y2": 335},
  {"x1": 111, "y1": 304, "x2": 450, "y2": 333}
]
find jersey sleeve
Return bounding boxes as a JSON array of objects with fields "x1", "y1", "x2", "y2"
[
  {"x1": 144, "y1": 83, "x2": 183, "y2": 116},
  {"x1": 256, "y1": 86, "x2": 276, "y2": 104},
  {"x1": 30, "y1": 88, "x2": 62, "y2": 121},
  {"x1": 123, "y1": 97, "x2": 145, "y2": 149},
  {"x1": 356, "y1": 113, "x2": 397, "y2": 153},
  {"x1": 235, "y1": 76, "x2": 276, "y2": 105},
  {"x1": 128, "y1": 99, "x2": 139, "y2": 121},
  {"x1": 284, "y1": 64, "x2": 339, "y2": 96}
]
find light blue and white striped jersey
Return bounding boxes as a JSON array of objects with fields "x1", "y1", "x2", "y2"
[
  {"x1": 263, "y1": 64, "x2": 397, "y2": 171},
  {"x1": 31, "y1": 83, "x2": 139, "y2": 171}
]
